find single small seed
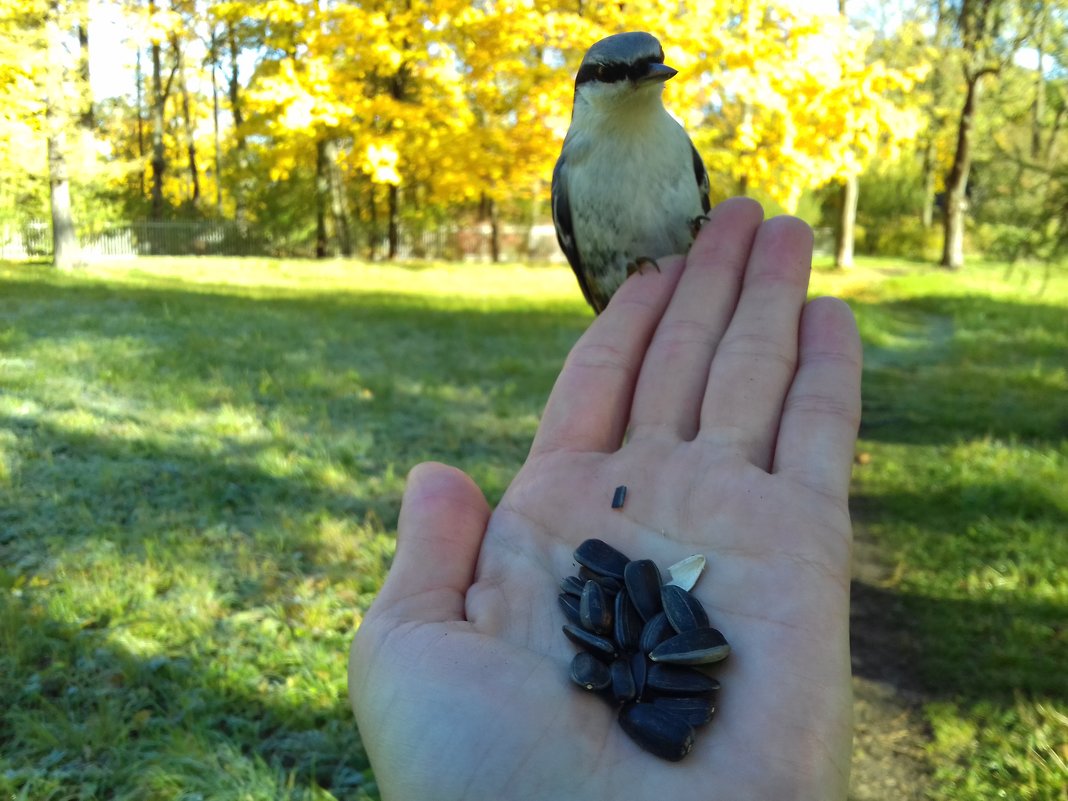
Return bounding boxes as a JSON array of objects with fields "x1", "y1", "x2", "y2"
[
  {"x1": 570, "y1": 652, "x2": 611, "y2": 691},
  {"x1": 649, "y1": 627, "x2": 731, "y2": 665},
  {"x1": 611, "y1": 485, "x2": 627, "y2": 509},
  {"x1": 562, "y1": 624, "x2": 618, "y2": 661},
  {"x1": 624, "y1": 559, "x2": 663, "y2": 621},
  {"x1": 574, "y1": 538, "x2": 630, "y2": 581},
  {"x1": 661, "y1": 584, "x2": 710, "y2": 634},
  {"x1": 638, "y1": 611, "x2": 675, "y2": 654},
  {"x1": 579, "y1": 580, "x2": 612, "y2": 634},
  {"x1": 618, "y1": 703, "x2": 695, "y2": 762}
]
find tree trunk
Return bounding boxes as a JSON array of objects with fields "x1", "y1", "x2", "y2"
[
  {"x1": 48, "y1": 132, "x2": 79, "y2": 269},
  {"x1": 174, "y1": 37, "x2": 200, "y2": 207},
  {"x1": 835, "y1": 174, "x2": 858, "y2": 268},
  {"x1": 920, "y1": 138, "x2": 936, "y2": 228},
  {"x1": 480, "y1": 191, "x2": 501, "y2": 262},
  {"x1": 76, "y1": 15, "x2": 93, "y2": 129},
  {"x1": 833, "y1": 0, "x2": 857, "y2": 269},
  {"x1": 135, "y1": 47, "x2": 146, "y2": 199},
  {"x1": 1030, "y1": 11, "x2": 1046, "y2": 160},
  {"x1": 387, "y1": 184, "x2": 399, "y2": 259},
  {"x1": 368, "y1": 183, "x2": 378, "y2": 260},
  {"x1": 149, "y1": 5, "x2": 166, "y2": 221},
  {"x1": 325, "y1": 139, "x2": 352, "y2": 257},
  {"x1": 46, "y1": 1, "x2": 80, "y2": 269},
  {"x1": 941, "y1": 73, "x2": 983, "y2": 270},
  {"x1": 315, "y1": 139, "x2": 330, "y2": 258},
  {"x1": 227, "y1": 24, "x2": 249, "y2": 228},
  {"x1": 209, "y1": 30, "x2": 223, "y2": 214}
]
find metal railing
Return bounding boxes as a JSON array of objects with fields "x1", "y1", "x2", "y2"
[{"x1": 1, "y1": 218, "x2": 835, "y2": 262}]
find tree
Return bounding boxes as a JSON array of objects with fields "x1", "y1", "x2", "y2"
[
  {"x1": 836, "y1": 0, "x2": 859, "y2": 268},
  {"x1": 938, "y1": 0, "x2": 1036, "y2": 269},
  {"x1": 45, "y1": 0, "x2": 81, "y2": 268}
]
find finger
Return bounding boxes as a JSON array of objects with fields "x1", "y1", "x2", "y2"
[
  {"x1": 773, "y1": 297, "x2": 862, "y2": 501},
  {"x1": 698, "y1": 216, "x2": 813, "y2": 468},
  {"x1": 530, "y1": 254, "x2": 685, "y2": 456},
  {"x1": 371, "y1": 462, "x2": 491, "y2": 623},
  {"x1": 628, "y1": 197, "x2": 763, "y2": 442}
]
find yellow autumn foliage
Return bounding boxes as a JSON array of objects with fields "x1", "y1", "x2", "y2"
[{"x1": 0, "y1": 0, "x2": 928, "y2": 224}]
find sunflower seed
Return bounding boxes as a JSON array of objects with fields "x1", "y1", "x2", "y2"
[
  {"x1": 610, "y1": 657, "x2": 637, "y2": 703},
  {"x1": 648, "y1": 627, "x2": 731, "y2": 665},
  {"x1": 562, "y1": 624, "x2": 618, "y2": 661},
  {"x1": 638, "y1": 611, "x2": 675, "y2": 654},
  {"x1": 618, "y1": 703, "x2": 695, "y2": 762},
  {"x1": 661, "y1": 584, "x2": 710, "y2": 633},
  {"x1": 570, "y1": 652, "x2": 611, "y2": 691},
  {"x1": 649, "y1": 695, "x2": 716, "y2": 726},
  {"x1": 574, "y1": 538, "x2": 630, "y2": 580},
  {"x1": 645, "y1": 663, "x2": 721, "y2": 696},
  {"x1": 611, "y1": 485, "x2": 627, "y2": 509},
  {"x1": 579, "y1": 580, "x2": 612, "y2": 634},
  {"x1": 558, "y1": 593, "x2": 581, "y2": 625},
  {"x1": 613, "y1": 589, "x2": 643, "y2": 652},
  {"x1": 665, "y1": 554, "x2": 706, "y2": 592},
  {"x1": 623, "y1": 559, "x2": 662, "y2": 621},
  {"x1": 631, "y1": 652, "x2": 648, "y2": 699},
  {"x1": 560, "y1": 542, "x2": 729, "y2": 761},
  {"x1": 560, "y1": 575, "x2": 585, "y2": 596},
  {"x1": 578, "y1": 567, "x2": 622, "y2": 594}
]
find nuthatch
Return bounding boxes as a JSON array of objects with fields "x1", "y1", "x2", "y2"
[{"x1": 552, "y1": 32, "x2": 711, "y2": 313}]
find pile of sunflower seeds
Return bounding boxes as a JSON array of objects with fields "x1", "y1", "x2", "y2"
[{"x1": 559, "y1": 538, "x2": 730, "y2": 762}]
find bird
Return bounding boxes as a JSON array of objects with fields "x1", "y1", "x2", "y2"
[{"x1": 552, "y1": 31, "x2": 711, "y2": 314}]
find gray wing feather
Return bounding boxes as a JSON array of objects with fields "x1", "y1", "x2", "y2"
[
  {"x1": 552, "y1": 155, "x2": 598, "y2": 310},
  {"x1": 691, "y1": 142, "x2": 711, "y2": 216}
]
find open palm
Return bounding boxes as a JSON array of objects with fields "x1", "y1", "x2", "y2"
[{"x1": 349, "y1": 198, "x2": 862, "y2": 801}]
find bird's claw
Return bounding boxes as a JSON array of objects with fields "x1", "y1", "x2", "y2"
[
  {"x1": 688, "y1": 214, "x2": 711, "y2": 238},
  {"x1": 626, "y1": 257, "x2": 661, "y2": 277}
]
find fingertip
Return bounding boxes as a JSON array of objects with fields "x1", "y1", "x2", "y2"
[
  {"x1": 688, "y1": 196, "x2": 765, "y2": 262},
  {"x1": 373, "y1": 462, "x2": 491, "y2": 623},
  {"x1": 801, "y1": 297, "x2": 862, "y2": 367}
]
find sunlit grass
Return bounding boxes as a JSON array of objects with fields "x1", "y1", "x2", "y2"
[
  {"x1": 817, "y1": 259, "x2": 1067, "y2": 800},
  {"x1": 1, "y1": 255, "x2": 1066, "y2": 799}
]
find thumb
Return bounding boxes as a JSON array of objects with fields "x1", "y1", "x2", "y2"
[{"x1": 370, "y1": 461, "x2": 491, "y2": 623}]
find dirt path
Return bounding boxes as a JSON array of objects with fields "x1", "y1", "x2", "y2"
[{"x1": 848, "y1": 525, "x2": 933, "y2": 800}]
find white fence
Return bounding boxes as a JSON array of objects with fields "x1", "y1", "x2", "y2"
[{"x1": 0, "y1": 220, "x2": 267, "y2": 260}]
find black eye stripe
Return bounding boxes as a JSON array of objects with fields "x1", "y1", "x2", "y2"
[{"x1": 575, "y1": 54, "x2": 665, "y2": 87}]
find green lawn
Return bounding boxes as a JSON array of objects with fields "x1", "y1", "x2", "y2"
[{"x1": 1, "y1": 255, "x2": 1065, "y2": 800}]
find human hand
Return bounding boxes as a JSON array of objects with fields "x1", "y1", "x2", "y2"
[{"x1": 348, "y1": 197, "x2": 862, "y2": 800}]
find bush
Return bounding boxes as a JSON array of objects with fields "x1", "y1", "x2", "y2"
[{"x1": 858, "y1": 217, "x2": 943, "y2": 261}]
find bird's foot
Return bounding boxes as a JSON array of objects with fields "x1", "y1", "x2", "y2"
[
  {"x1": 688, "y1": 214, "x2": 711, "y2": 238},
  {"x1": 626, "y1": 257, "x2": 660, "y2": 277}
]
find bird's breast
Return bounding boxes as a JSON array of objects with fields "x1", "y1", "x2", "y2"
[{"x1": 567, "y1": 116, "x2": 703, "y2": 274}]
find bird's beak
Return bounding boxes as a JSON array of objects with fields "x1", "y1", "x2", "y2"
[{"x1": 638, "y1": 62, "x2": 678, "y2": 84}]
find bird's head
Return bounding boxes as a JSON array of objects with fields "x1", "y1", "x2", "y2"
[{"x1": 572, "y1": 32, "x2": 677, "y2": 115}]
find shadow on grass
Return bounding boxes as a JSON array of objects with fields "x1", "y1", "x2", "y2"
[
  {"x1": 0, "y1": 597, "x2": 368, "y2": 796},
  {"x1": 846, "y1": 287, "x2": 1067, "y2": 788},
  {"x1": 850, "y1": 579, "x2": 1066, "y2": 703},
  {"x1": 0, "y1": 271, "x2": 588, "y2": 797},
  {"x1": 853, "y1": 295, "x2": 1068, "y2": 445}
]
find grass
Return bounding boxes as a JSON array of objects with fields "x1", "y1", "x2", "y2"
[{"x1": 1, "y1": 254, "x2": 1066, "y2": 799}]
